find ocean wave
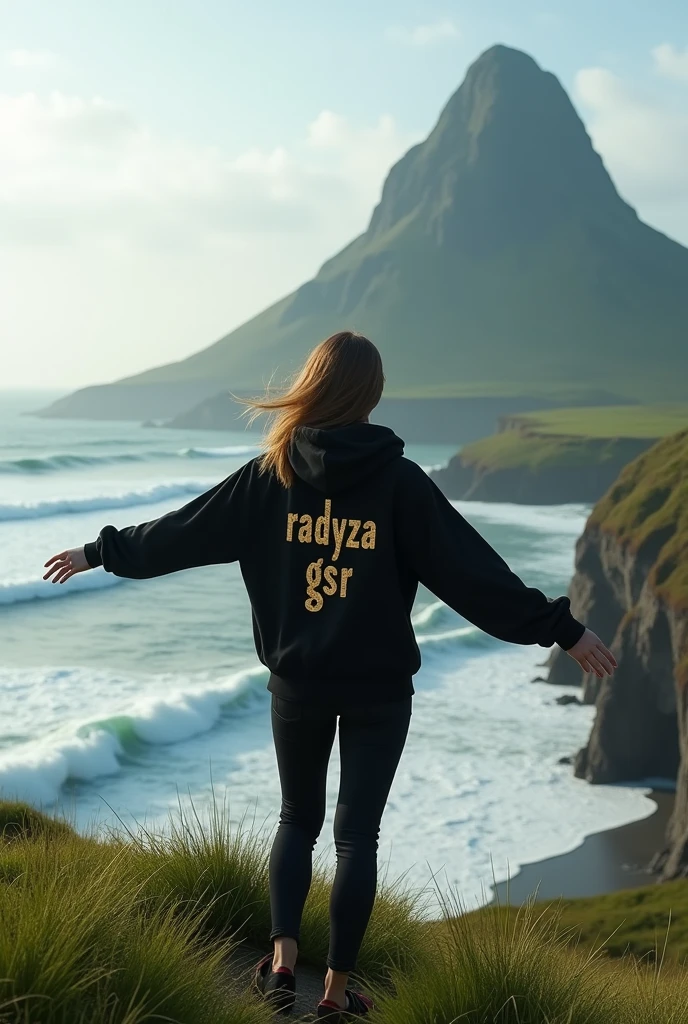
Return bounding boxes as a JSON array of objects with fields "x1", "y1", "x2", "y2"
[
  {"x1": 0, "y1": 665, "x2": 268, "y2": 805},
  {"x1": 411, "y1": 600, "x2": 446, "y2": 629},
  {"x1": 417, "y1": 624, "x2": 494, "y2": 649},
  {"x1": 179, "y1": 445, "x2": 259, "y2": 459},
  {"x1": 455, "y1": 499, "x2": 590, "y2": 536},
  {"x1": 0, "y1": 571, "x2": 124, "y2": 606},
  {"x1": 0, "y1": 444, "x2": 260, "y2": 475},
  {"x1": 412, "y1": 602, "x2": 497, "y2": 654},
  {"x1": 0, "y1": 480, "x2": 215, "y2": 522}
]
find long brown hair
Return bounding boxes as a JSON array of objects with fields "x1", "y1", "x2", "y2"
[{"x1": 243, "y1": 331, "x2": 384, "y2": 487}]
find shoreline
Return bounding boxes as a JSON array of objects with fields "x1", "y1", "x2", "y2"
[{"x1": 492, "y1": 790, "x2": 675, "y2": 904}]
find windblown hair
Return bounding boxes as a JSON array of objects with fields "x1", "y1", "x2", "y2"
[{"x1": 243, "y1": 331, "x2": 384, "y2": 487}]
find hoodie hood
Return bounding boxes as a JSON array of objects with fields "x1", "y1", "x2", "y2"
[{"x1": 288, "y1": 423, "x2": 404, "y2": 494}]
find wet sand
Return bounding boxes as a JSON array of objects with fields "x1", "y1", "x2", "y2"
[{"x1": 492, "y1": 790, "x2": 675, "y2": 904}]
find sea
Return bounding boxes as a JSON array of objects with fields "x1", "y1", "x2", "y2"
[{"x1": 0, "y1": 389, "x2": 656, "y2": 908}]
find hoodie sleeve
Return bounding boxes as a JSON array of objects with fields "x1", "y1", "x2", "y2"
[
  {"x1": 83, "y1": 464, "x2": 251, "y2": 579},
  {"x1": 395, "y1": 461, "x2": 585, "y2": 651}
]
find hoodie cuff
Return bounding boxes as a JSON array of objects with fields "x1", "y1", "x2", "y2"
[
  {"x1": 554, "y1": 613, "x2": 586, "y2": 652},
  {"x1": 84, "y1": 541, "x2": 102, "y2": 569}
]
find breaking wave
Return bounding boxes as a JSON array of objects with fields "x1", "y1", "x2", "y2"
[
  {"x1": 0, "y1": 444, "x2": 260, "y2": 475},
  {"x1": 0, "y1": 665, "x2": 269, "y2": 805},
  {"x1": 0, "y1": 480, "x2": 215, "y2": 522}
]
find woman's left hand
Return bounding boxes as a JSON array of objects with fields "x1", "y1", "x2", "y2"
[
  {"x1": 43, "y1": 546, "x2": 91, "y2": 584},
  {"x1": 566, "y1": 627, "x2": 618, "y2": 678}
]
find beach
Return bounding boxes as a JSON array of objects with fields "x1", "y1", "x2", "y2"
[{"x1": 493, "y1": 790, "x2": 675, "y2": 904}]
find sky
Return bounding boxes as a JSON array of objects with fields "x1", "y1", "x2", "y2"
[{"x1": 1, "y1": 0, "x2": 687, "y2": 389}]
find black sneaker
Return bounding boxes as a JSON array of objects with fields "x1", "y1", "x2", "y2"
[
  {"x1": 317, "y1": 990, "x2": 374, "y2": 1020},
  {"x1": 252, "y1": 953, "x2": 296, "y2": 1015}
]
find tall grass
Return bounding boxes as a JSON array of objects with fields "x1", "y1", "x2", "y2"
[
  {"x1": 119, "y1": 795, "x2": 428, "y2": 979},
  {"x1": 0, "y1": 830, "x2": 270, "y2": 1024},
  {"x1": 370, "y1": 893, "x2": 688, "y2": 1024},
  {"x1": 5, "y1": 800, "x2": 688, "y2": 1024}
]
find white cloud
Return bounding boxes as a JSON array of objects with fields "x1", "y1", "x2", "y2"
[
  {"x1": 386, "y1": 19, "x2": 459, "y2": 47},
  {"x1": 0, "y1": 87, "x2": 415, "y2": 386},
  {"x1": 575, "y1": 67, "x2": 688, "y2": 204},
  {"x1": 652, "y1": 43, "x2": 688, "y2": 82},
  {"x1": 6, "y1": 49, "x2": 62, "y2": 70},
  {"x1": 0, "y1": 91, "x2": 412, "y2": 247}
]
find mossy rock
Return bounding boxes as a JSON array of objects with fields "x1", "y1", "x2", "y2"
[{"x1": 590, "y1": 428, "x2": 688, "y2": 611}]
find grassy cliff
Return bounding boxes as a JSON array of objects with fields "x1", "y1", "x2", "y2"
[
  {"x1": 588, "y1": 427, "x2": 688, "y2": 615},
  {"x1": 462, "y1": 405, "x2": 688, "y2": 472},
  {"x1": 431, "y1": 405, "x2": 688, "y2": 504},
  {"x1": 4, "y1": 800, "x2": 688, "y2": 1022}
]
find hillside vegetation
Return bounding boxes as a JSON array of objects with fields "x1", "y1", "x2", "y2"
[
  {"x1": 4, "y1": 800, "x2": 688, "y2": 1023},
  {"x1": 460, "y1": 405, "x2": 688, "y2": 473},
  {"x1": 430, "y1": 405, "x2": 688, "y2": 504},
  {"x1": 504, "y1": 405, "x2": 688, "y2": 439},
  {"x1": 588, "y1": 427, "x2": 688, "y2": 614}
]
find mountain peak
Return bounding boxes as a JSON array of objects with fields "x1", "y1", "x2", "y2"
[
  {"x1": 469, "y1": 42, "x2": 541, "y2": 69},
  {"x1": 365, "y1": 42, "x2": 630, "y2": 243}
]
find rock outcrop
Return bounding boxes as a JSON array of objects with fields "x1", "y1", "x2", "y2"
[{"x1": 546, "y1": 430, "x2": 688, "y2": 878}]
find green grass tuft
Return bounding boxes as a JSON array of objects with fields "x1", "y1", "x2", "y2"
[
  {"x1": 0, "y1": 801, "x2": 74, "y2": 843},
  {"x1": 373, "y1": 895, "x2": 688, "y2": 1024},
  {"x1": 0, "y1": 830, "x2": 270, "y2": 1024}
]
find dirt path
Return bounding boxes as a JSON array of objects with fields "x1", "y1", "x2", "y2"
[{"x1": 228, "y1": 943, "x2": 327, "y2": 1021}]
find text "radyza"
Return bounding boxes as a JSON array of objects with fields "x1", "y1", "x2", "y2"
[{"x1": 285, "y1": 499, "x2": 376, "y2": 560}]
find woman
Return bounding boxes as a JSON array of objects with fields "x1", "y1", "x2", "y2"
[{"x1": 44, "y1": 331, "x2": 616, "y2": 1020}]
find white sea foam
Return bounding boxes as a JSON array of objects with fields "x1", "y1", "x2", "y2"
[
  {"x1": 179, "y1": 445, "x2": 259, "y2": 459},
  {"x1": 417, "y1": 625, "x2": 484, "y2": 646},
  {"x1": 0, "y1": 480, "x2": 213, "y2": 522},
  {"x1": 0, "y1": 731, "x2": 123, "y2": 806},
  {"x1": 0, "y1": 571, "x2": 123, "y2": 605},
  {"x1": 456, "y1": 499, "x2": 590, "y2": 535},
  {"x1": 0, "y1": 665, "x2": 268, "y2": 805},
  {"x1": 411, "y1": 600, "x2": 445, "y2": 628}
]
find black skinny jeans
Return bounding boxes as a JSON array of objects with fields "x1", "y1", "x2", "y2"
[{"x1": 268, "y1": 693, "x2": 412, "y2": 972}]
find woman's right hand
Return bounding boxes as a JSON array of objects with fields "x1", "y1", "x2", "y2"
[{"x1": 43, "y1": 547, "x2": 91, "y2": 584}]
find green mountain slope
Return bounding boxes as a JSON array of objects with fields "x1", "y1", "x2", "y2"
[{"x1": 41, "y1": 44, "x2": 688, "y2": 421}]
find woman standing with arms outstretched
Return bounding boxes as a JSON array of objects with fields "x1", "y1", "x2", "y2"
[{"x1": 44, "y1": 332, "x2": 616, "y2": 1020}]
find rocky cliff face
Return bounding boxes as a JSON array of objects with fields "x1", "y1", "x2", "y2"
[{"x1": 546, "y1": 430, "x2": 688, "y2": 878}]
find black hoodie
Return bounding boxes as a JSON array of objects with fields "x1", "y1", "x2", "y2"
[{"x1": 84, "y1": 423, "x2": 585, "y2": 703}]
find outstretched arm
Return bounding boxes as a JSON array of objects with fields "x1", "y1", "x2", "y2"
[
  {"x1": 44, "y1": 466, "x2": 250, "y2": 583},
  {"x1": 396, "y1": 463, "x2": 616, "y2": 676}
]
